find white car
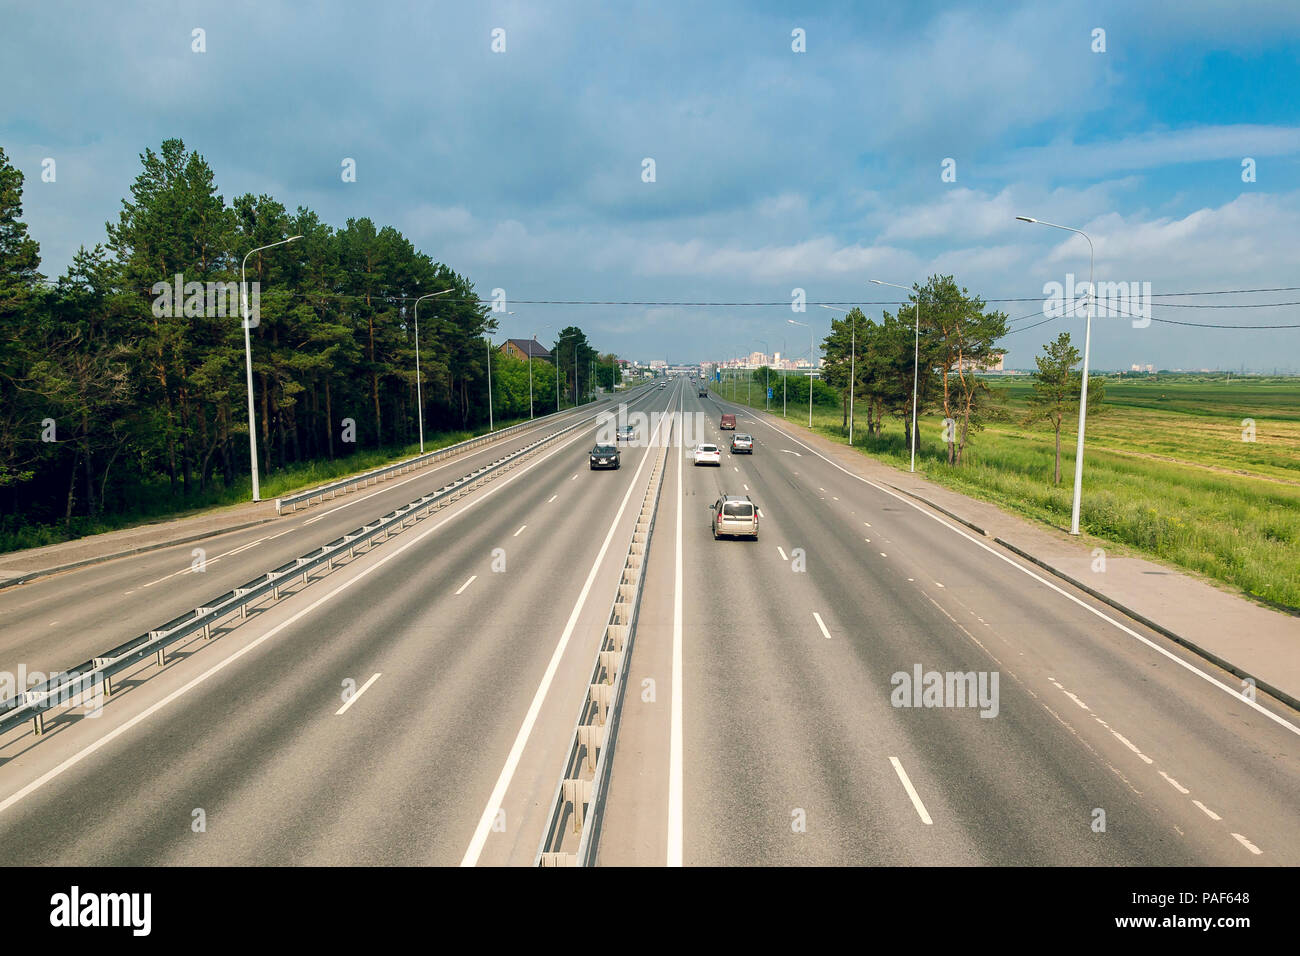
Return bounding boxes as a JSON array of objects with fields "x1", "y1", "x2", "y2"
[{"x1": 693, "y1": 443, "x2": 722, "y2": 466}]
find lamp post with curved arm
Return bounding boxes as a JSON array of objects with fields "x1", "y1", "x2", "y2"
[
  {"x1": 1015, "y1": 216, "x2": 1095, "y2": 535},
  {"x1": 241, "y1": 234, "x2": 302, "y2": 501},
  {"x1": 787, "y1": 318, "x2": 814, "y2": 427},
  {"x1": 413, "y1": 288, "x2": 455, "y2": 454}
]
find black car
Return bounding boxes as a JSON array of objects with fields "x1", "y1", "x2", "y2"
[{"x1": 590, "y1": 443, "x2": 620, "y2": 470}]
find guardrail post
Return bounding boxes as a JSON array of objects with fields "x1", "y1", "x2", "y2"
[{"x1": 93, "y1": 659, "x2": 113, "y2": 696}]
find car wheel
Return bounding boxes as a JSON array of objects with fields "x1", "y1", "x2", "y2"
[{"x1": 712, "y1": 524, "x2": 718, "y2": 539}]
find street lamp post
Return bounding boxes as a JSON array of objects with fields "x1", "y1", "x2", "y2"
[
  {"x1": 871, "y1": 279, "x2": 921, "y2": 473},
  {"x1": 1016, "y1": 216, "x2": 1095, "y2": 536},
  {"x1": 788, "y1": 318, "x2": 814, "y2": 427},
  {"x1": 241, "y1": 234, "x2": 302, "y2": 501},
  {"x1": 757, "y1": 339, "x2": 770, "y2": 411},
  {"x1": 413, "y1": 288, "x2": 455, "y2": 454}
]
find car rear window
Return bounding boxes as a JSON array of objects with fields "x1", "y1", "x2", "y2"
[
  {"x1": 722, "y1": 502, "x2": 754, "y2": 517},
  {"x1": 699, "y1": 444, "x2": 718, "y2": 452},
  {"x1": 594, "y1": 445, "x2": 616, "y2": 454}
]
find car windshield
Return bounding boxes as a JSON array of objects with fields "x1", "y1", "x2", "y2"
[
  {"x1": 722, "y1": 502, "x2": 754, "y2": 517},
  {"x1": 593, "y1": 445, "x2": 615, "y2": 454}
]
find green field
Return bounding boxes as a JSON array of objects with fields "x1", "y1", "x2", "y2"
[{"x1": 715, "y1": 374, "x2": 1300, "y2": 612}]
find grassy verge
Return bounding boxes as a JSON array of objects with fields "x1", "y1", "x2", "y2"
[
  {"x1": 0, "y1": 413, "x2": 544, "y2": 554},
  {"x1": 713, "y1": 376, "x2": 1300, "y2": 612}
]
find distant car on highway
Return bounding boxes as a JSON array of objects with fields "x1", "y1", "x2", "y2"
[
  {"x1": 711, "y1": 494, "x2": 759, "y2": 540},
  {"x1": 589, "y1": 443, "x2": 620, "y2": 470},
  {"x1": 720, "y1": 413, "x2": 736, "y2": 430},
  {"x1": 698, "y1": 387, "x2": 708, "y2": 397},
  {"x1": 616, "y1": 424, "x2": 636, "y2": 442},
  {"x1": 730, "y1": 434, "x2": 754, "y2": 454},
  {"x1": 693, "y1": 443, "x2": 722, "y2": 466}
]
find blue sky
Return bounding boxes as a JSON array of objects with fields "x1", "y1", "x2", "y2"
[{"x1": 3, "y1": 0, "x2": 1300, "y2": 369}]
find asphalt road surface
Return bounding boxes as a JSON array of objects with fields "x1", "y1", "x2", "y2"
[
  {"x1": 598, "y1": 386, "x2": 1299, "y2": 866},
  {"x1": 0, "y1": 379, "x2": 1296, "y2": 866}
]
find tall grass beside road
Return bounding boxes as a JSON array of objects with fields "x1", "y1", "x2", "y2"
[{"x1": 715, "y1": 375, "x2": 1300, "y2": 612}]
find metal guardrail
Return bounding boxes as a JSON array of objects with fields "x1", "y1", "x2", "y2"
[
  {"x1": 275, "y1": 385, "x2": 649, "y2": 515},
  {"x1": 535, "y1": 413, "x2": 673, "y2": 866},
  {"x1": 0, "y1": 388, "x2": 661, "y2": 740}
]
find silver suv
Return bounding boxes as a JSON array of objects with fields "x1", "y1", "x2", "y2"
[{"x1": 710, "y1": 494, "x2": 759, "y2": 540}]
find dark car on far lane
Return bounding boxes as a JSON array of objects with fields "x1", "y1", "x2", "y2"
[{"x1": 589, "y1": 443, "x2": 620, "y2": 470}]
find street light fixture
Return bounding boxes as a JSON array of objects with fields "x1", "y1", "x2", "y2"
[
  {"x1": 871, "y1": 279, "x2": 921, "y2": 473},
  {"x1": 241, "y1": 234, "x2": 302, "y2": 501},
  {"x1": 787, "y1": 318, "x2": 814, "y2": 426},
  {"x1": 1016, "y1": 215, "x2": 1095, "y2": 536},
  {"x1": 413, "y1": 288, "x2": 455, "y2": 453}
]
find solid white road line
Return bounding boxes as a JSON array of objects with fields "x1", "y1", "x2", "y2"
[
  {"x1": 889, "y1": 757, "x2": 933, "y2": 825},
  {"x1": 138, "y1": 536, "x2": 271, "y2": 588},
  {"x1": 461, "y1": 410, "x2": 672, "y2": 867},
  {"x1": 455, "y1": 575, "x2": 477, "y2": 595},
  {"x1": 668, "y1": 404, "x2": 685, "y2": 867},
  {"x1": 304, "y1": 501, "x2": 359, "y2": 526},
  {"x1": 777, "y1": 547, "x2": 788, "y2": 561},
  {"x1": 335, "y1": 672, "x2": 381, "y2": 715},
  {"x1": 513, "y1": 525, "x2": 526, "y2": 537},
  {"x1": 547, "y1": 495, "x2": 557, "y2": 503},
  {"x1": 813, "y1": 612, "x2": 832, "y2": 640},
  {"x1": 751, "y1": 416, "x2": 1300, "y2": 738}
]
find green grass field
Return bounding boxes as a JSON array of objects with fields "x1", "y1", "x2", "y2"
[{"x1": 715, "y1": 374, "x2": 1300, "y2": 612}]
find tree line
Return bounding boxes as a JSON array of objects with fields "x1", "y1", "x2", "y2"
[
  {"x1": 0, "y1": 140, "x2": 610, "y2": 542},
  {"x1": 768, "y1": 275, "x2": 1102, "y2": 477}
]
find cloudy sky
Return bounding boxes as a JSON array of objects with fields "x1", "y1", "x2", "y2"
[{"x1": 4, "y1": 0, "x2": 1299, "y2": 370}]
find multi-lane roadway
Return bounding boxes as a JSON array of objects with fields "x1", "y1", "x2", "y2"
[{"x1": 0, "y1": 379, "x2": 1296, "y2": 866}]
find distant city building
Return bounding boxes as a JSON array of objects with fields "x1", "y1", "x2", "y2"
[{"x1": 956, "y1": 354, "x2": 1005, "y2": 373}]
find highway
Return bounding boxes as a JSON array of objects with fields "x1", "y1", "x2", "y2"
[
  {"x1": 0, "y1": 378, "x2": 1296, "y2": 866},
  {"x1": 597, "y1": 386, "x2": 1299, "y2": 866},
  {"x1": 0, "y1": 383, "x2": 676, "y2": 864},
  {"x1": 0, "y1": 392, "x2": 647, "y2": 686}
]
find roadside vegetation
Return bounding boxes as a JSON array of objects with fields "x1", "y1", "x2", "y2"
[
  {"x1": 717, "y1": 325, "x2": 1300, "y2": 612},
  {"x1": 0, "y1": 142, "x2": 617, "y2": 551}
]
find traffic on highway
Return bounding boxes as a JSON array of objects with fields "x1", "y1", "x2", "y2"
[{"x1": 1, "y1": 0, "x2": 1294, "y2": 938}]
